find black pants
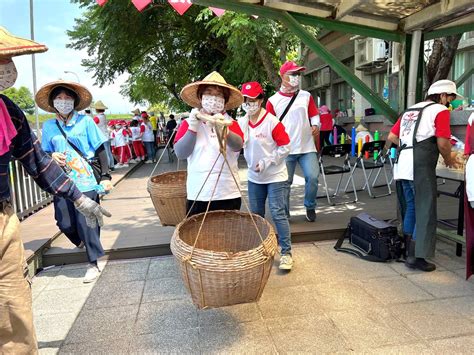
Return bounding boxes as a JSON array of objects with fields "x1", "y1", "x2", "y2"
[
  {"x1": 53, "y1": 190, "x2": 105, "y2": 263},
  {"x1": 186, "y1": 197, "x2": 242, "y2": 217},
  {"x1": 320, "y1": 130, "x2": 332, "y2": 148}
]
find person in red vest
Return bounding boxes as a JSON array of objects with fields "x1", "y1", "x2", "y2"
[
  {"x1": 465, "y1": 113, "x2": 474, "y2": 279},
  {"x1": 319, "y1": 105, "x2": 333, "y2": 148}
]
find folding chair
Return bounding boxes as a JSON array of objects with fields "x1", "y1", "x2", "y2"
[
  {"x1": 319, "y1": 144, "x2": 358, "y2": 205},
  {"x1": 345, "y1": 140, "x2": 392, "y2": 198}
]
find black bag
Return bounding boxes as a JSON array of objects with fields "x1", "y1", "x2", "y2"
[
  {"x1": 365, "y1": 108, "x2": 376, "y2": 116},
  {"x1": 55, "y1": 120, "x2": 102, "y2": 183},
  {"x1": 334, "y1": 213, "x2": 402, "y2": 262},
  {"x1": 278, "y1": 90, "x2": 299, "y2": 122}
]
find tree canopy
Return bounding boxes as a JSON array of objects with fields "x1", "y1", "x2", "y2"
[
  {"x1": 68, "y1": 0, "x2": 308, "y2": 111},
  {"x1": 1, "y1": 86, "x2": 35, "y2": 114}
]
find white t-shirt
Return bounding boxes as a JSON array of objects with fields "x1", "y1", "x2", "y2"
[
  {"x1": 130, "y1": 127, "x2": 142, "y2": 141},
  {"x1": 111, "y1": 128, "x2": 129, "y2": 148},
  {"x1": 392, "y1": 101, "x2": 451, "y2": 181},
  {"x1": 142, "y1": 122, "x2": 155, "y2": 142},
  {"x1": 238, "y1": 110, "x2": 290, "y2": 184},
  {"x1": 94, "y1": 113, "x2": 108, "y2": 137},
  {"x1": 266, "y1": 90, "x2": 320, "y2": 154},
  {"x1": 174, "y1": 116, "x2": 244, "y2": 201}
]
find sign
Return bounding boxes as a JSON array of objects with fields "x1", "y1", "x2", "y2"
[{"x1": 132, "y1": 0, "x2": 152, "y2": 12}]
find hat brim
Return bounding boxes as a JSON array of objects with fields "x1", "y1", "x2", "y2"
[
  {"x1": 180, "y1": 80, "x2": 243, "y2": 110},
  {"x1": 35, "y1": 80, "x2": 92, "y2": 113},
  {"x1": 0, "y1": 27, "x2": 48, "y2": 59}
]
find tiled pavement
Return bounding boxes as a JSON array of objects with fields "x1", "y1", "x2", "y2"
[{"x1": 32, "y1": 239, "x2": 474, "y2": 354}]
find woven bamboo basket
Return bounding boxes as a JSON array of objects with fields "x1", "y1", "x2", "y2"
[
  {"x1": 147, "y1": 170, "x2": 187, "y2": 226},
  {"x1": 171, "y1": 210, "x2": 278, "y2": 309}
]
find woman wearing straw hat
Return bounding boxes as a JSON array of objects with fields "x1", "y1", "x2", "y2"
[
  {"x1": 36, "y1": 80, "x2": 113, "y2": 282},
  {"x1": 175, "y1": 71, "x2": 244, "y2": 216},
  {"x1": 0, "y1": 27, "x2": 110, "y2": 354},
  {"x1": 238, "y1": 81, "x2": 293, "y2": 270},
  {"x1": 93, "y1": 100, "x2": 114, "y2": 169}
]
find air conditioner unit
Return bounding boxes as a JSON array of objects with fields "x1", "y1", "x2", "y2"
[
  {"x1": 315, "y1": 67, "x2": 330, "y2": 88},
  {"x1": 391, "y1": 42, "x2": 400, "y2": 73},
  {"x1": 355, "y1": 38, "x2": 389, "y2": 70}
]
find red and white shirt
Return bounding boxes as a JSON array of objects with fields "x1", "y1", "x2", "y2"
[
  {"x1": 93, "y1": 113, "x2": 109, "y2": 138},
  {"x1": 130, "y1": 126, "x2": 142, "y2": 141},
  {"x1": 391, "y1": 101, "x2": 451, "y2": 181},
  {"x1": 141, "y1": 122, "x2": 155, "y2": 142},
  {"x1": 174, "y1": 115, "x2": 244, "y2": 201},
  {"x1": 239, "y1": 110, "x2": 290, "y2": 184},
  {"x1": 111, "y1": 128, "x2": 129, "y2": 148},
  {"x1": 466, "y1": 113, "x2": 474, "y2": 203},
  {"x1": 266, "y1": 90, "x2": 319, "y2": 154}
]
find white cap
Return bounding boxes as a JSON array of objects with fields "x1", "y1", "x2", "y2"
[{"x1": 427, "y1": 80, "x2": 463, "y2": 100}]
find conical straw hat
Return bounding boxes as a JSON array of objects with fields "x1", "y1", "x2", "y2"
[
  {"x1": 35, "y1": 80, "x2": 92, "y2": 113},
  {"x1": 93, "y1": 100, "x2": 108, "y2": 110},
  {"x1": 131, "y1": 108, "x2": 140, "y2": 115},
  {"x1": 0, "y1": 27, "x2": 48, "y2": 59},
  {"x1": 180, "y1": 71, "x2": 243, "y2": 110}
]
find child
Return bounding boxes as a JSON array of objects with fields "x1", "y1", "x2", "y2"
[
  {"x1": 130, "y1": 120, "x2": 146, "y2": 161},
  {"x1": 111, "y1": 121, "x2": 130, "y2": 168}
]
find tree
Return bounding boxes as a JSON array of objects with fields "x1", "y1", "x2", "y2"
[
  {"x1": 1, "y1": 86, "x2": 35, "y2": 114},
  {"x1": 423, "y1": 34, "x2": 463, "y2": 95},
  {"x1": 68, "y1": 0, "x2": 311, "y2": 110}
]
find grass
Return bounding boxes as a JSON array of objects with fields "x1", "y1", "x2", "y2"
[{"x1": 26, "y1": 113, "x2": 131, "y2": 127}]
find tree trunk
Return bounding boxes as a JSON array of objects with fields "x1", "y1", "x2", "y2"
[
  {"x1": 425, "y1": 34, "x2": 462, "y2": 89},
  {"x1": 256, "y1": 44, "x2": 281, "y2": 88}
]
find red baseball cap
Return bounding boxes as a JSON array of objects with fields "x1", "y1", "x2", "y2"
[
  {"x1": 241, "y1": 81, "x2": 264, "y2": 99},
  {"x1": 279, "y1": 61, "x2": 306, "y2": 76}
]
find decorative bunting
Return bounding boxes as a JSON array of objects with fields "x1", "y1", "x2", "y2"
[
  {"x1": 96, "y1": 0, "x2": 108, "y2": 6},
  {"x1": 132, "y1": 0, "x2": 152, "y2": 12},
  {"x1": 209, "y1": 7, "x2": 226, "y2": 17},
  {"x1": 168, "y1": 0, "x2": 192, "y2": 16}
]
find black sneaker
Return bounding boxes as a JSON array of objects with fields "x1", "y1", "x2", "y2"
[{"x1": 306, "y1": 209, "x2": 316, "y2": 222}]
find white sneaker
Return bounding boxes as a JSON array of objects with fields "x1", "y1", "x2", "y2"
[
  {"x1": 122, "y1": 163, "x2": 129, "y2": 168},
  {"x1": 145, "y1": 160, "x2": 153, "y2": 164},
  {"x1": 279, "y1": 254, "x2": 293, "y2": 270},
  {"x1": 129, "y1": 159, "x2": 136, "y2": 164},
  {"x1": 83, "y1": 264, "x2": 101, "y2": 283},
  {"x1": 114, "y1": 163, "x2": 124, "y2": 169},
  {"x1": 78, "y1": 241, "x2": 85, "y2": 249}
]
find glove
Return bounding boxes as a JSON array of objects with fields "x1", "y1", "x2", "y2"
[
  {"x1": 188, "y1": 108, "x2": 200, "y2": 132},
  {"x1": 74, "y1": 194, "x2": 112, "y2": 228}
]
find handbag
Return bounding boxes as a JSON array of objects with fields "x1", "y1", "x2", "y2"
[
  {"x1": 334, "y1": 213, "x2": 403, "y2": 262},
  {"x1": 55, "y1": 120, "x2": 102, "y2": 183}
]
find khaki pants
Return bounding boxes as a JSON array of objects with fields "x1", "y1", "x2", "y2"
[{"x1": 0, "y1": 206, "x2": 38, "y2": 355}]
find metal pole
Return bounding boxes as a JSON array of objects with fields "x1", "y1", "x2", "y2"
[
  {"x1": 407, "y1": 30, "x2": 422, "y2": 107},
  {"x1": 64, "y1": 71, "x2": 80, "y2": 83},
  {"x1": 29, "y1": 0, "x2": 40, "y2": 138}
]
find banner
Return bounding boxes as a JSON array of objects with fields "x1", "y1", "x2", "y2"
[{"x1": 168, "y1": 0, "x2": 192, "y2": 16}]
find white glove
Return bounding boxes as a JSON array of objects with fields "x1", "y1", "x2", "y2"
[
  {"x1": 74, "y1": 195, "x2": 112, "y2": 228},
  {"x1": 188, "y1": 109, "x2": 200, "y2": 132}
]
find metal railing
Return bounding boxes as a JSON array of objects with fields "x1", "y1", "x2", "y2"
[{"x1": 9, "y1": 160, "x2": 53, "y2": 220}]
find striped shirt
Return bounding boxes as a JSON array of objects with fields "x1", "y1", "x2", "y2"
[{"x1": 0, "y1": 94, "x2": 82, "y2": 202}]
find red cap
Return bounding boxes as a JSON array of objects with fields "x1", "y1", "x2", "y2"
[
  {"x1": 241, "y1": 81, "x2": 264, "y2": 99},
  {"x1": 279, "y1": 61, "x2": 306, "y2": 76},
  {"x1": 141, "y1": 112, "x2": 148, "y2": 118}
]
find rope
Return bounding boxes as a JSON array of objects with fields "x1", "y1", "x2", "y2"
[{"x1": 148, "y1": 127, "x2": 177, "y2": 179}]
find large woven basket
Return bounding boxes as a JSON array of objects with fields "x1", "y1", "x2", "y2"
[
  {"x1": 147, "y1": 170, "x2": 187, "y2": 226},
  {"x1": 171, "y1": 210, "x2": 278, "y2": 309}
]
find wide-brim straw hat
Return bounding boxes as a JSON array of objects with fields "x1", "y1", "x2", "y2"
[
  {"x1": 180, "y1": 71, "x2": 243, "y2": 110},
  {"x1": 356, "y1": 123, "x2": 368, "y2": 132},
  {"x1": 93, "y1": 100, "x2": 108, "y2": 110},
  {"x1": 35, "y1": 80, "x2": 92, "y2": 113},
  {"x1": 131, "y1": 108, "x2": 140, "y2": 115},
  {"x1": 0, "y1": 27, "x2": 48, "y2": 59}
]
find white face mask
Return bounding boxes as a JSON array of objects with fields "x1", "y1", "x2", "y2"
[
  {"x1": 53, "y1": 99, "x2": 75, "y2": 116},
  {"x1": 201, "y1": 94, "x2": 225, "y2": 114},
  {"x1": 0, "y1": 60, "x2": 18, "y2": 90},
  {"x1": 288, "y1": 74, "x2": 300, "y2": 87},
  {"x1": 242, "y1": 101, "x2": 260, "y2": 116}
]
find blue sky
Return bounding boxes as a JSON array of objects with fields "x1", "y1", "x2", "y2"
[{"x1": 0, "y1": 0, "x2": 141, "y2": 114}]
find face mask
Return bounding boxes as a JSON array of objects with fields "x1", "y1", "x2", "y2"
[
  {"x1": 242, "y1": 101, "x2": 260, "y2": 116},
  {"x1": 53, "y1": 99, "x2": 75, "y2": 116},
  {"x1": 115, "y1": 125, "x2": 122, "y2": 130},
  {"x1": 201, "y1": 94, "x2": 225, "y2": 114},
  {"x1": 288, "y1": 75, "x2": 300, "y2": 87},
  {"x1": 0, "y1": 60, "x2": 18, "y2": 90}
]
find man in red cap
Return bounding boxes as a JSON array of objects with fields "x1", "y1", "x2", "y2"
[{"x1": 266, "y1": 61, "x2": 320, "y2": 222}]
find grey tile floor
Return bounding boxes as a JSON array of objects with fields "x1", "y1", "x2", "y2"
[{"x1": 33, "y1": 240, "x2": 474, "y2": 354}]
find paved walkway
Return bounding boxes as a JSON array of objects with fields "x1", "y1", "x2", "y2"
[{"x1": 33, "y1": 239, "x2": 474, "y2": 354}]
